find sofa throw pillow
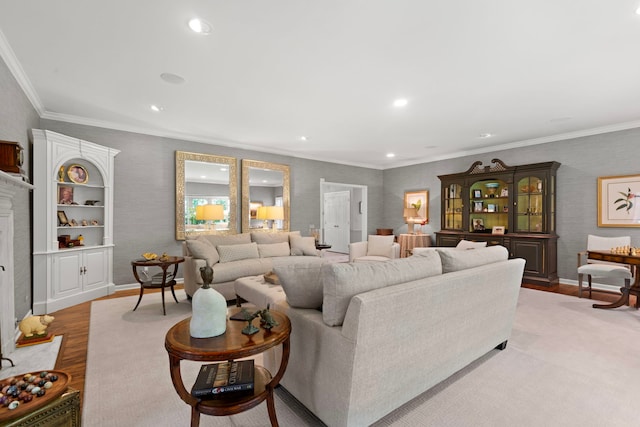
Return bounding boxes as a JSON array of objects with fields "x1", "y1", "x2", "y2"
[
  {"x1": 273, "y1": 257, "x2": 327, "y2": 308},
  {"x1": 322, "y1": 252, "x2": 442, "y2": 326},
  {"x1": 456, "y1": 239, "x2": 488, "y2": 250},
  {"x1": 437, "y1": 245, "x2": 508, "y2": 273},
  {"x1": 186, "y1": 238, "x2": 219, "y2": 266},
  {"x1": 290, "y1": 235, "x2": 318, "y2": 256},
  {"x1": 366, "y1": 235, "x2": 395, "y2": 257},
  {"x1": 217, "y1": 242, "x2": 260, "y2": 263},
  {"x1": 258, "y1": 242, "x2": 291, "y2": 258}
]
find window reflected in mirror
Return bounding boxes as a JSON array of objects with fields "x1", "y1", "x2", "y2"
[{"x1": 176, "y1": 151, "x2": 237, "y2": 240}]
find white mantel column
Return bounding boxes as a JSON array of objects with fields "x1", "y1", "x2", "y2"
[{"x1": 0, "y1": 171, "x2": 33, "y2": 357}]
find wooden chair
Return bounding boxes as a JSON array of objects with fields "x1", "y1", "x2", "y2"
[{"x1": 577, "y1": 235, "x2": 633, "y2": 299}]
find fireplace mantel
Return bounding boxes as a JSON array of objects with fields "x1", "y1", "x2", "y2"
[{"x1": 0, "y1": 170, "x2": 33, "y2": 358}]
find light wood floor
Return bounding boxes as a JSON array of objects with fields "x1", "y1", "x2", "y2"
[{"x1": 46, "y1": 282, "x2": 634, "y2": 414}]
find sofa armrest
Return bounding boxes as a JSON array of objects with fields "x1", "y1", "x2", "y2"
[{"x1": 349, "y1": 241, "x2": 368, "y2": 262}]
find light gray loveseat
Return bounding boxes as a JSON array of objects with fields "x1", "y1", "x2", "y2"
[
  {"x1": 181, "y1": 231, "x2": 320, "y2": 300},
  {"x1": 265, "y1": 246, "x2": 525, "y2": 427}
]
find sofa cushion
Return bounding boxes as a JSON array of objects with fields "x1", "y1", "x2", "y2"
[
  {"x1": 251, "y1": 231, "x2": 299, "y2": 244},
  {"x1": 272, "y1": 257, "x2": 327, "y2": 308},
  {"x1": 366, "y1": 235, "x2": 395, "y2": 257},
  {"x1": 290, "y1": 235, "x2": 318, "y2": 256},
  {"x1": 212, "y1": 258, "x2": 272, "y2": 283},
  {"x1": 258, "y1": 242, "x2": 291, "y2": 258},
  {"x1": 322, "y1": 251, "x2": 442, "y2": 326},
  {"x1": 437, "y1": 245, "x2": 509, "y2": 273},
  {"x1": 185, "y1": 238, "x2": 219, "y2": 266},
  {"x1": 217, "y1": 242, "x2": 259, "y2": 263},
  {"x1": 456, "y1": 239, "x2": 488, "y2": 250}
]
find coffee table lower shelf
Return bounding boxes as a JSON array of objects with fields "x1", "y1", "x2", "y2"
[{"x1": 196, "y1": 366, "x2": 271, "y2": 416}]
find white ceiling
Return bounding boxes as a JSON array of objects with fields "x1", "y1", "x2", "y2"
[{"x1": 1, "y1": 1, "x2": 640, "y2": 169}]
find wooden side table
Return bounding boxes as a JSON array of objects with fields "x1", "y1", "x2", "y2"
[
  {"x1": 131, "y1": 255, "x2": 184, "y2": 315},
  {"x1": 165, "y1": 309, "x2": 291, "y2": 427},
  {"x1": 398, "y1": 233, "x2": 431, "y2": 257}
]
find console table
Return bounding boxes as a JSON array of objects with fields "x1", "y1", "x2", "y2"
[
  {"x1": 588, "y1": 250, "x2": 640, "y2": 310},
  {"x1": 165, "y1": 309, "x2": 291, "y2": 427}
]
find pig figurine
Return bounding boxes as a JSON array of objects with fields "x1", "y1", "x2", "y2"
[{"x1": 19, "y1": 315, "x2": 55, "y2": 337}]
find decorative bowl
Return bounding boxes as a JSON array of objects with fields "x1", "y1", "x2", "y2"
[
  {"x1": 484, "y1": 182, "x2": 500, "y2": 195},
  {"x1": 142, "y1": 252, "x2": 157, "y2": 261}
]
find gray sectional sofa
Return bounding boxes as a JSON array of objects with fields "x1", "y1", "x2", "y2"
[
  {"x1": 181, "y1": 231, "x2": 320, "y2": 300},
  {"x1": 265, "y1": 246, "x2": 525, "y2": 427}
]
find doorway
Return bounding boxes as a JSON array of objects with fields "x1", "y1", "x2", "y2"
[{"x1": 320, "y1": 180, "x2": 368, "y2": 254}]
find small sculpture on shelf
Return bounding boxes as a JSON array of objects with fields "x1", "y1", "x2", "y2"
[
  {"x1": 240, "y1": 309, "x2": 261, "y2": 335},
  {"x1": 259, "y1": 305, "x2": 279, "y2": 330}
]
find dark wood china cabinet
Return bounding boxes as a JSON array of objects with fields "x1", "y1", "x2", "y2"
[{"x1": 436, "y1": 159, "x2": 560, "y2": 286}]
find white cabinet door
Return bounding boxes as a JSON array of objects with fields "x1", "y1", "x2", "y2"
[
  {"x1": 83, "y1": 248, "x2": 107, "y2": 288},
  {"x1": 55, "y1": 252, "x2": 82, "y2": 296}
]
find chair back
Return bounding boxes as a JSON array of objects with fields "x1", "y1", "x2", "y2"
[
  {"x1": 586, "y1": 235, "x2": 631, "y2": 251},
  {"x1": 585, "y1": 235, "x2": 632, "y2": 269}
]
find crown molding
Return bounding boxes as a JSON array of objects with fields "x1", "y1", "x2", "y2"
[{"x1": 0, "y1": 28, "x2": 44, "y2": 115}]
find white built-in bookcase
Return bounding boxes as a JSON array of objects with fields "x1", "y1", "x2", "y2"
[{"x1": 32, "y1": 129, "x2": 120, "y2": 314}]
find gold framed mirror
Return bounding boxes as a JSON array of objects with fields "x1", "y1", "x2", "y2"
[
  {"x1": 241, "y1": 159, "x2": 290, "y2": 233},
  {"x1": 176, "y1": 151, "x2": 238, "y2": 240}
]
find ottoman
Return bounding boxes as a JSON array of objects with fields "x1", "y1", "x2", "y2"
[{"x1": 234, "y1": 275, "x2": 286, "y2": 308}]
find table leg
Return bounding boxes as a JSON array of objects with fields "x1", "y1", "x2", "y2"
[
  {"x1": 266, "y1": 387, "x2": 279, "y2": 427},
  {"x1": 190, "y1": 406, "x2": 200, "y2": 427},
  {"x1": 161, "y1": 280, "x2": 166, "y2": 315},
  {"x1": 133, "y1": 285, "x2": 144, "y2": 311},
  {"x1": 593, "y1": 279, "x2": 632, "y2": 310},
  {"x1": 170, "y1": 283, "x2": 179, "y2": 304}
]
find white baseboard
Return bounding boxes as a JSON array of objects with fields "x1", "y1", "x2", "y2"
[{"x1": 559, "y1": 278, "x2": 624, "y2": 293}]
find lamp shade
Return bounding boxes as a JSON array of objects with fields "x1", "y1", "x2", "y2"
[
  {"x1": 195, "y1": 204, "x2": 225, "y2": 221},
  {"x1": 256, "y1": 206, "x2": 268, "y2": 220},
  {"x1": 403, "y1": 207, "x2": 418, "y2": 219},
  {"x1": 265, "y1": 206, "x2": 284, "y2": 220}
]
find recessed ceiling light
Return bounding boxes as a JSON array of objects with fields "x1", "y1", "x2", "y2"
[
  {"x1": 393, "y1": 98, "x2": 408, "y2": 108},
  {"x1": 200, "y1": 175, "x2": 206, "y2": 179},
  {"x1": 479, "y1": 133, "x2": 493, "y2": 138},
  {"x1": 150, "y1": 104, "x2": 163, "y2": 112},
  {"x1": 160, "y1": 73, "x2": 185, "y2": 84},
  {"x1": 300, "y1": 136, "x2": 309, "y2": 141},
  {"x1": 188, "y1": 18, "x2": 212, "y2": 34},
  {"x1": 636, "y1": 6, "x2": 640, "y2": 15},
  {"x1": 386, "y1": 153, "x2": 395, "y2": 158}
]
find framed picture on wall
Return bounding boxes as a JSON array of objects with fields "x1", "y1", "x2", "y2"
[
  {"x1": 404, "y1": 190, "x2": 429, "y2": 224},
  {"x1": 249, "y1": 201, "x2": 262, "y2": 219},
  {"x1": 598, "y1": 174, "x2": 640, "y2": 227}
]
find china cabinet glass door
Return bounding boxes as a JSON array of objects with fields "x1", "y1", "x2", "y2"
[
  {"x1": 515, "y1": 175, "x2": 545, "y2": 233},
  {"x1": 444, "y1": 183, "x2": 463, "y2": 230}
]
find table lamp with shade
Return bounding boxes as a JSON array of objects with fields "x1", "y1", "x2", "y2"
[
  {"x1": 265, "y1": 206, "x2": 284, "y2": 231},
  {"x1": 256, "y1": 206, "x2": 269, "y2": 229},
  {"x1": 195, "y1": 204, "x2": 224, "y2": 230},
  {"x1": 403, "y1": 207, "x2": 419, "y2": 234}
]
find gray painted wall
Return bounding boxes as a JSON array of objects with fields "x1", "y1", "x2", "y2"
[
  {"x1": 0, "y1": 56, "x2": 39, "y2": 322},
  {"x1": 2, "y1": 51, "x2": 639, "y2": 324},
  {"x1": 383, "y1": 128, "x2": 640, "y2": 282},
  {"x1": 39, "y1": 119, "x2": 384, "y2": 286}
]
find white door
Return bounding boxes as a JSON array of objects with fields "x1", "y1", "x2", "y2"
[{"x1": 323, "y1": 191, "x2": 350, "y2": 253}]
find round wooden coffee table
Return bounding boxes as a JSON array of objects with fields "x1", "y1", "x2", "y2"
[{"x1": 164, "y1": 309, "x2": 291, "y2": 427}]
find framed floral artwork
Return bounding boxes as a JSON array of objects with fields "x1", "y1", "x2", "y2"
[
  {"x1": 598, "y1": 174, "x2": 640, "y2": 227},
  {"x1": 404, "y1": 190, "x2": 428, "y2": 224}
]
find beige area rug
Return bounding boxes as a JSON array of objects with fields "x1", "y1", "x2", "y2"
[{"x1": 84, "y1": 289, "x2": 640, "y2": 426}]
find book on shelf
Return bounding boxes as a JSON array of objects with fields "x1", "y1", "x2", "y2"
[
  {"x1": 191, "y1": 360, "x2": 254, "y2": 398},
  {"x1": 151, "y1": 271, "x2": 174, "y2": 284}
]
